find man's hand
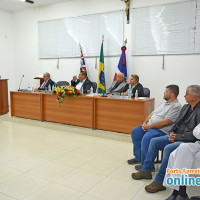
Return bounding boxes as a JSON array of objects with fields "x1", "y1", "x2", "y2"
[
  {"x1": 168, "y1": 132, "x2": 176, "y2": 143},
  {"x1": 142, "y1": 123, "x2": 151, "y2": 132},
  {"x1": 73, "y1": 75, "x2": 77, "y2": 81},
  {"x1": 34, "y1": 88, "x2": 38, "y2": 92}
]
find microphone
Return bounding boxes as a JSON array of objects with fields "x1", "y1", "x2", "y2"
[{"x1": 18, "y1": 75, "x2": 24, "y2": 91}]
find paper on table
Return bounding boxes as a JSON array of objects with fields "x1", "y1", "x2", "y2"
[{"x1": 138, "y1": 97, "x2": 148, "y2": 99}]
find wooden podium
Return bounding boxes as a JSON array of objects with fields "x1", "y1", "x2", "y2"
[
  {"x1": 0, "y1": 79, "x2": 9, "y2": 115},
  {"x1": 34, "y1": 77, "x2": 44, "y2": 85}
]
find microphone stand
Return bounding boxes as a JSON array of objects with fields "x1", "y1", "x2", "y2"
[{"x1": 18, "y1": 75, "x2": 24, "y2": 91}]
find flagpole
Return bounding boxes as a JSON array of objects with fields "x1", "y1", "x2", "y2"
[
  {"x1": 124, "y1": 39, "x2": 127, "y2": 46},
  {"x1": 79, "y1": 42, "x2": 82, "y2": 71},
  {"x1": 97, "y1": 35, "x2": 106, "y2": 94},
  {"x1": 79, "y1": 42, "x2": 82, "y2": 50}
]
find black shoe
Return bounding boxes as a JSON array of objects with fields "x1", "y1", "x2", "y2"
[
  {"x1": 175, "y1": 195, "x2": 190, "y2": 200},
  {"x1": 191, "y1": 196, "x2": 200, "y2": 200},
  {"x1": 135, "y1": 164, "x2": 155, "y2": 172},
  {"x1": 127, "y1": 158, "x2": 140, "y2": 165},
  {"x1": 135, "y1": 165, "x2": 142, "y2": 171},
  {"x1": 166, "y1": 194, "x2": 177, "y2": 200}
]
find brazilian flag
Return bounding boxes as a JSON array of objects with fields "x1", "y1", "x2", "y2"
[{"x1": 97, "y1": 42, "x2": 106, "y2": 94}]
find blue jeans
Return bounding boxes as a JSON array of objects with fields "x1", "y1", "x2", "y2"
[
  {"x1": 131, "y1": 125, "x2": 166, "y2": 165},
  {"x1": 142, "y1": 135, "x2": 183, "y2": 183}
]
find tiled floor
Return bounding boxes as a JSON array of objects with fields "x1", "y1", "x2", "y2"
[{"x1": 0, "y1": 115, "x2": 198, "y2": 200}]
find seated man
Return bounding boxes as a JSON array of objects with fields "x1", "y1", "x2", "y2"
[
  {"x1": 34, "y1": 72, "x2": 54, "y2": 91},
  {"x1": 107, "y1": 72, "x2": 126, "y2": 95},
  {"x1": 132, "y1": 85, "x2": 200, "y2": 194},
  {"x1": 128, "y1": 85, "x2": 182, "y2": 169},
  {"x1": 71, "y1": 71, "x2": 92, "y2": 93},
  {"x1": 164, "y1": 123, "x2": 200, "y2": 200}
]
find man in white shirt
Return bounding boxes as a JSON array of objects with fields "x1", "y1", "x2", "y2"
[
  {"x1": 164, "y1": 123, "x2": 200, "y2": 200},
  {"x1": 71, "y1": 71, "x2": 92, "y2": 93}
]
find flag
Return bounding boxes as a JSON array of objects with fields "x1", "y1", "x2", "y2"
[
  {"x1": 113, "y1": 46, "x2": 128, "y2": 83},
  {"x1": 80, "y1": 49, "x2": 87, "y2": 72},
  {"x1": 97, "y1": 42, "x2": 106, "y2": 94}
]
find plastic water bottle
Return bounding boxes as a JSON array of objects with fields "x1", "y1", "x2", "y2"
[
  {"x1": 80, "y1": 87, "x2": 83, "y2": 94},
  {"x1": 48, "y1": 84, "x2": 51, "y2": 91},
  {"x1": 52, "y1": 85, "x2": 55, "y2": 91},
  {"x1": 128, "y1": 84, "x2": 131, "y2": 99},
  {"x1": 27, "y1": 83, "x2": 31, "y2": 91},
  {"x1": 135, "y1": 90, "x2": 138, "y2": 100},
  {"x1": 90, "y1": 86, "x2": 93, "y2": 94},
  {"x1": 0, "y1": 75, "x2": 1, "y2": 79}
]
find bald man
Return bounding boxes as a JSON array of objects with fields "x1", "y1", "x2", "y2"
[
  {"x1": 34, "y1": 72, "x2": 55, "y2": 92},
  {"x1": 107, "y1": 72, "x2": 126, "y2": 95}
]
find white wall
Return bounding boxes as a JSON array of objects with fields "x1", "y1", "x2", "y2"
[
  {"x1": 0, "y1": 9, "x2": 15, "y2": 95},
  {"x1": 11, "y1": 0, "x2": 200, "y2": 107},
  {"x1": 12, "y1": 0, "x2": 124, "y2": 92}
]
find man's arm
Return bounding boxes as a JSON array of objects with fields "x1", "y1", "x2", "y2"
[
  {"x1": 142, "y1": 103, "x2": 182, "y2": 131},
  {"x1": 142, "y1": 114, "x2": 152, "y2": 131},
  {"x1": 175, "y1": 111, "x2": 200, "y2": 142},
  {"x1": 143, "y1": 114, "x2": 152, "y2": 124},
  {"x1": 83, "y1": 80, "x2": 92, "y2": 93},
  {"x1": 174, "y1": 122, "x2": 200, "y2": 142},
  {"x1": 71, "y1": 76, "x2": 78, "y2": 86},
  {"x1": 121, "y1": 84, "x2": 128, "y2": 94},
  {"x1": 142, "y1": 119, "x2": 172, "y2": 131},
  {"x1": 173, "y1": 131, "x2": 197, "y2": 142},
  {"x1": 107, "y1": 82, "x2": 114, "y2": 94}
]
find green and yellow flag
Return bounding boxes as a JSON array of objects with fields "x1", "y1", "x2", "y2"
[{"x1": 97, "y1": 42, "x2": 106, "y2": 94}]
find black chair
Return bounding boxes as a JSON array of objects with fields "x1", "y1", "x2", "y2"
[
  {"x1": 56, "y1": 81, "x2": 69, "y2": 87},
  {"x1": 143, "y1": 87, "x2": 150, "y2": 97},
  {"x1": 92, "y1": 82, "x2": 97, "y2": 93}
]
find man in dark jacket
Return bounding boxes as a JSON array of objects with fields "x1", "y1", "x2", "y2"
[
  {"x1": 71, "y1": 71, "x2": 92, "y2": 93},
  {"x1": 131, "y1": 85, "x2": 200, "y2": 194},
  {"x1": 107, "y1": 72, "x2": 126, "y2": 95},
  {"x1": 34, "y1": 72, "x2": 55, "y2": 91}
]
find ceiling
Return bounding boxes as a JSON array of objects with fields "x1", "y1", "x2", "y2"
[{"x1": 0, "y1": 0, "x2": 73, "y2": 12}]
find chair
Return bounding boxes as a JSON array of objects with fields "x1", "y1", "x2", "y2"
[
  {"x1": 92, "y1": 82, "x2": 97, "y2": 93},
  {"x1": 56, "y1": 81, "x2": 69, "y2": 87},
  {"x1": 143, "y1": 87, "x2": 150, "y2": 97}
]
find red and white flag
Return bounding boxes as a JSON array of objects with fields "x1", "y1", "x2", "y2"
[{"x1": 80, "y1": 48, "x2": 87, "y2": 72}]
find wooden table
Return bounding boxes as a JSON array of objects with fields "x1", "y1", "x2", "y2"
[
  {"x1": 94, "y1": 96, "x2": 155, "y2": 134},
  {"x1": 10, "y1": 92, "x2": 42, "y2": 120},
  {"x1": 0, "y1": 79, "x2": 9, "y2": 115},
  {"x1": 10, "y1": 92, "x2": 93, "y2": 128},
  {"x1": 10, "y1": 91, "x2": 154, "y2": 134},
  {"x1": 42, "y1": 93, "x2": 93, "y2": 128}
]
